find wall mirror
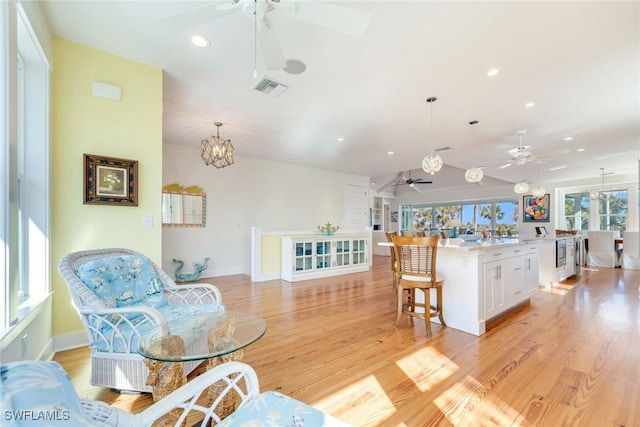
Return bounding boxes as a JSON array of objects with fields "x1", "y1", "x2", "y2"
[{"x1": 162, "y1": 184, "x2": 206, "y2": 227}]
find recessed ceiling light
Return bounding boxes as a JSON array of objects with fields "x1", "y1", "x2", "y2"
[
  {"x1": 387, "y1": 151, "x2": 394, "y2": 155},
  {"x1": 487, "y1": 68, "x2": 499, "y2": 77},
  {"x1": 576, "y1": 148, "x2": 585, "y2": 152},
  {"x1": 190, "y1": 35, "x2": 210, "y2": 47},
  {"x1": 336, "y1": 137, "x2": 345, "y2": 142},
  {"x1": 525, "y1": 102, "x2": 536, "y2": 108},
  {"x1": 564, "y1": 136, "x2": 574, "y2": 141}
]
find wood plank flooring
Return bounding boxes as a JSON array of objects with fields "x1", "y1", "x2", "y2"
[{"x1": 53, "y1": 256, "x2": 640, "y2": 426}]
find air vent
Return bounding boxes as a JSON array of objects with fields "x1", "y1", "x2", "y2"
[
  {"x1": 254, "y1": 76, "x2": 288, "y2": 97},
  {"x1": 435, "y1": 146, "x2": 453, "y2": 152}
]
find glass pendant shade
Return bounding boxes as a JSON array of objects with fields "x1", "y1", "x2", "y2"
[
  {"x1": 422, "y1": 152, "x2": 443, "y2": 174},
  {"x1": 532, "y1": 186, "x2": 546, "y2": 198},
  {"x1": 201, "y1": 122, "x2": 235, "y2": 169},
  {"x1": 514, "y1": 181, "x2": 529, "y2": 194},
  {"x1": 589, "y1": 190, "x2": 600, "y2": 200},
  {"x1": 465, "y1": 167, "x2": 484, "y2": 183}
]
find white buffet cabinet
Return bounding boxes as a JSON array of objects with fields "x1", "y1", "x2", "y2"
[
  {"x1": 411, "y1": 239, "x2": 540, "y2": 336},
  {"x1": 281, "y1": 235, "x2": 369, "y2": 282}
]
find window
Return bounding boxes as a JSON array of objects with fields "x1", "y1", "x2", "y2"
[
  {"x1": 599, "y1": 190, "x2": 627, "y2": 233},
  {"x1": 1, "y1": 5, "x2": 50, "y2": 333},
  {"x1": 564, "y1": 192, "x2": 590, "y2": 230},
  {"x1": 401, "y1": 199, "x2": 519, "y2": 236}
]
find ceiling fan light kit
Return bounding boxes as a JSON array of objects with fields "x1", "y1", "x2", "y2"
[
  {"x1": 422, "y1": 97, "x2": 443, "y2": 175},
  {"x1": 201, "y1": 122, "x2": 235, "y2": 168}
]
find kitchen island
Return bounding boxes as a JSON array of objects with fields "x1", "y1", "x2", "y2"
[{"x1": 384, "y1": 238, "x2": 541, "y2": 336}]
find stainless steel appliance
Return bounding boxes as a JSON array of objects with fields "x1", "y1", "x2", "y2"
[
  {"x1": 574, "y1": 236, "x2": 585, "y2": 274},
  {"x1": 556, "y1": 239, "x2": 567, "y2": 267}
]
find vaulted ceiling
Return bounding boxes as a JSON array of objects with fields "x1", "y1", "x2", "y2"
[{"x1": 40, "y1": 1, "x2": 639, "y2": 195}]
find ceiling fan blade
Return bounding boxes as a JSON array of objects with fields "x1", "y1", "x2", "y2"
[
  {"x1": 156, "y1": 1, "x2": 235, "y2": 33},
  {"x1": 258, "y1": 23, "x2": 287, "y2": 70},
  {"x1": 411, "y1": 184, "x2": 421, "y2": 193},
  {"x1": 279, "y1": 0, "x2": 370, "y2": 37}
]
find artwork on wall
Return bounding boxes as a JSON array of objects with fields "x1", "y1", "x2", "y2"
[
  {"x1": 523, "y1": 194, "x2": 550, "y2": 222},
  {"x1": 391, "y1": 211, "x2": 398, "y2": 223},
  {"x1": 84, "y1": 154, "x2": 138, "y2": 206}
]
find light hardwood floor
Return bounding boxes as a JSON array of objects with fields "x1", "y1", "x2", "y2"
[{"x1": 54, "y1": 256, "x2": 640, "y2": 426}]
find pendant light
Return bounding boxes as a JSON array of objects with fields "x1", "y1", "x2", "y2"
[
  {"x1": 464, "y1": 120, "x2": 484, "y2": 183},
  {"x1": 531, "y1": 164, "x2": 546, "y2": 198},
  {"x1": 514, "y1": 163, "x2": 529, "y2": 194},
  {"x1": 422, "y1": 97, "x2": 443, "y2": 175},
  {"x1": 590, "y1": 167, "x2": 615, "y2": 200}
]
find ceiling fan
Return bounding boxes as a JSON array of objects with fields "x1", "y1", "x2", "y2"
[
  {"x1": 158, "y1": 0, "x2": 370, "y2": 71},
  {"x1": 497, "y1": 130, "x2": 570, "y2": 169},
  {"x1": 378, "y1": 171, "x2": 433, "y2": 195}
]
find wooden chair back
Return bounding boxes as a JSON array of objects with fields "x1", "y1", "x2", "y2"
[{"x1": 391, "y1": 235, "x2": 439, "y2": 284}]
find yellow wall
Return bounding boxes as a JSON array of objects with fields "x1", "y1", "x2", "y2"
[{"x1": 51, "y1": 39, "x2": 163, "y2": 336}]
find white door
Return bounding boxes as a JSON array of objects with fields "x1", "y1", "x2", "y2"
[{"x1": 345, "y1": 184, "x2": 367, "y2": 230}]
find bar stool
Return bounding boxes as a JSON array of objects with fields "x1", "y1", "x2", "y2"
[{"x1": 391, "y1": 235, "x2": 445, "y2": 337}]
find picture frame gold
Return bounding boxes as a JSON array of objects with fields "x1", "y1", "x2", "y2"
[{"x1": 84, "y1": 154, "x2": 138, "y2": 206}]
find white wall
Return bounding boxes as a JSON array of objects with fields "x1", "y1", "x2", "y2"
[{"x1": 162, "y1": 143, "x2": 370, "y2": 279}]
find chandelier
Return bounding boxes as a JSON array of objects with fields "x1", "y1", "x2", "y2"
[
  {"x1": 464, "y1": 120, "x2": 484, "y2": 183},
  {"x1": 590, "y1": 167, "x2": 615, "y2": 200},
  {"x1": 422, "y1": 97, "x2": 443, "y2": 175},
  {"x1": 201, "y1": 122, "x2": 234, "y2": 168}
]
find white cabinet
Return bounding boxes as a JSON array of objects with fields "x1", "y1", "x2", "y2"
[
  {"x1": 524, "y1": 245, "x2": 539, "y2": 296},
  {"x1": 539, "y1": 238, "x2": 575, "y2": 286},
  {"x1": 282, "y1": 235, "x2": 369, "y2": 282},
  {"x1": 483, "y1": 260, "x2": 506, "y2": 319},
  {"x1": 482, "y1": 244, "x2": 538, "y2": 320}
]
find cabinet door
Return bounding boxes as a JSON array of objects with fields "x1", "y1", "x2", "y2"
[
  {"x1": 483, "y1": 261, "x2": 505, "y2": 319},
  {"x1": 351, "y1": 239, "x2": 367, "y2": 265},
  {"x1": 316, "y1": 241, "x2": 332, "y2": 270},
  {"x1": 505, "y1": 257, "x2": 526, "y2": 305},
  {"x1": 294, "y1": 242, "x2": 314, "y2": 272},
  {"x1": 525, "y1": 253, "x2": 539, "y2": 296},
  {"x1": 335, "y1": 240, "x2": 351, "y2": 266}
]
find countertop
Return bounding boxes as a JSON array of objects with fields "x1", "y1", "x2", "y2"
[{"x1": 379, "y1": 238, "x2": 540, "y2": 251}]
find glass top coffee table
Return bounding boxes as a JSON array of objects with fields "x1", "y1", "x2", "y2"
[
  {"x1": 138, "y1": 310, "x2": 267, "y2": 363},
  {"x1": 138, "y1": 310, "x2": 266, "y2": 404}
]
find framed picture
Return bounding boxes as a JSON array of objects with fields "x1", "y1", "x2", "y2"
[
  {"x1": 523, "y1": 194, "x2": 550, "y2": 222},
  {"x1": 84, "y1": 154, "x2": 138, "y2": 206},
  {"x1": 391, "y1": 211, "x2": 398, "y2": 223}
]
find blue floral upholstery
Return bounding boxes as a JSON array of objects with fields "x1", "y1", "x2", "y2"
[
  {"x1": 1, "y1": 361, "x2": 104, "y2": 426},
  {"x1": 76, "y1": 255, "x2": 168, "y2": 310},
  {"x1": 219, "y1": 391, "x2": 350, "y2": 427}
]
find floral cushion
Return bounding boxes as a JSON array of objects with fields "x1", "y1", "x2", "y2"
[
  {"x1": 76, "y1": 255, "x2": 167, "y2": 309},
  {"x1": 91, "y1": 303, "x2": 222, "y2": 353},
  {"x1": 218, "y1": 391, "x2": 351, "y2": 427},
  {"x1": 0, "y1": 361, "x2": 99, "y2": 426}
]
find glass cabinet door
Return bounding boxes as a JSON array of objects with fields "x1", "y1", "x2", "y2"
[
  {"x1": 352, "y1": 239, "x2": 366, "y2": 265},
  {"x1": 335, "y1": 240, "x2": 351, "y2": 266},
  {"x1": 294, "y1": 242, "x2": 313, "y2": 272},
  {"x1": 316, "y1": 241, "x2": 332, "y2": 269}
]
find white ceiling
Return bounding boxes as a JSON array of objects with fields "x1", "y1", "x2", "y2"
[{"x1": 39, "y1": 1, "x2": 639, "y2": 195}]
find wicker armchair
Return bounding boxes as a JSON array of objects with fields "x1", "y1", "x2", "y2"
[
  {"x1": 1, "y1": 360, "x2": 349, "y2": 426},
  {"x1": 58, "y1": 248, "x2": 223, "y2": 393}
]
